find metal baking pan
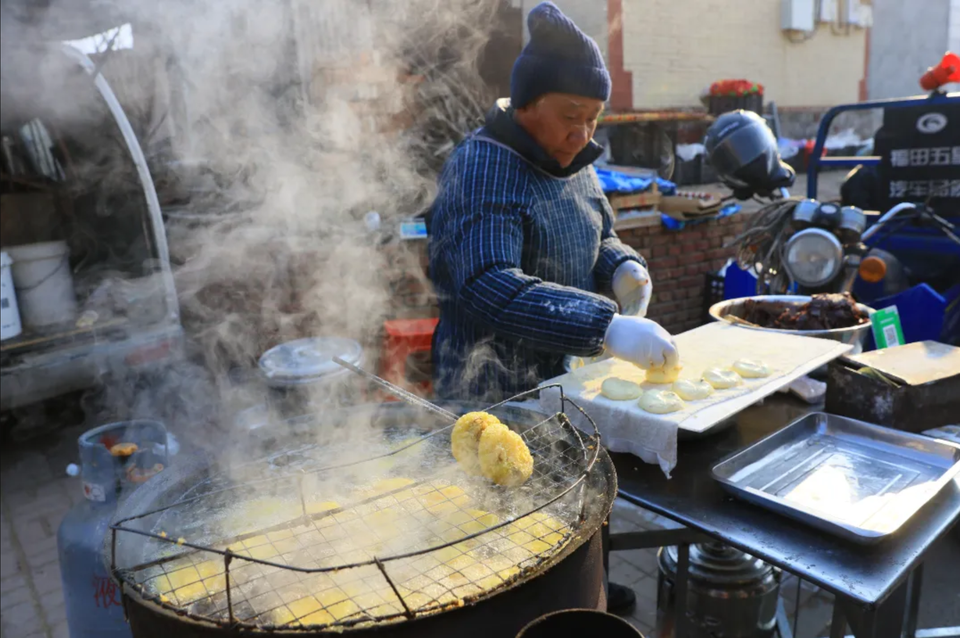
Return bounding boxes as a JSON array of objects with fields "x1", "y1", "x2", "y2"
[{"x1": 711, "y1": 412, "x2": 960, "y2": 544}]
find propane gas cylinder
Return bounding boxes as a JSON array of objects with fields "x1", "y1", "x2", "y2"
[{"x1": 57, "y1": 420, "x2": 168, "y2": 638}]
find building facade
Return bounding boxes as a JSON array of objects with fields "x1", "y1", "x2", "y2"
[
  {"x1": 868, "y1": 0, "x2": 960, "y2": 99},
  {"x1": 521, "y1": 0, "x2": 870, "y2": 110}
]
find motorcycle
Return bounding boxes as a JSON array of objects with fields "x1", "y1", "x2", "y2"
[{"x1": 703, "y1": 103, "x2": 960, "y2": 346}]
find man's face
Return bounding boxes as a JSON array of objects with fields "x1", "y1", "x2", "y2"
[{"x1": 515, "y1": 93, "x2": 604, "y2": 168}]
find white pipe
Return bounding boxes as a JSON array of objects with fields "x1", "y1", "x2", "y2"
[
  {"x1": 861, "y1": 203, "x2": 918, "y2": 242},
  {"x1": 60, "y1": 44, "x2": 181, "y2": 323}
]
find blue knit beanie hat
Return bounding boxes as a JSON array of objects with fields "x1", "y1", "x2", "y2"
[{"x1": 510, "y1": 2, "x2": 611, "y2": 109}]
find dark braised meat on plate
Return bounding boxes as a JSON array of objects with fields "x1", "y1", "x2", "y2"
[{"x1": 741, "y1": 293, "x2": 869, "y2": 330}]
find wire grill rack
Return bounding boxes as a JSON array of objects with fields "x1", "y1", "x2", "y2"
[{"x1": 111, "y1": 385, "x2": 602, "y2": 631}]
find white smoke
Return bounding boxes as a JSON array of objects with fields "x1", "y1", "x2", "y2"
[{"x1": 2, "y1": 0, "x2": 501, "y2": 442}]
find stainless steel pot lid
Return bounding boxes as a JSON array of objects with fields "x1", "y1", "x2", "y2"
[{"x1": 258, "y1": 337, "x2": 362, "y2": 384}]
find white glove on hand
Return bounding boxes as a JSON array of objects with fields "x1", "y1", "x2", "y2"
[
  {"x1": 603, "y1": 314, "x2": 679, "y2": 370},
  {"x1": 612, "y1": 261, "x2": 652, "y2": 317}
]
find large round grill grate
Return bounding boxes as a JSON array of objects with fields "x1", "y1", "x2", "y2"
[{"x1": 110, "y1": 387, "x2": 601, "y2": 632}]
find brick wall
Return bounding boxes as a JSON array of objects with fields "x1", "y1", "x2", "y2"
[{"x1": 618, "y1": 214, "x2": 746, "y2": 334}]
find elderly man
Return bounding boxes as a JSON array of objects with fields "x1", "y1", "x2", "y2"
[{"x1": 429, "y1": 2, "x2": 678, "y2": 612}]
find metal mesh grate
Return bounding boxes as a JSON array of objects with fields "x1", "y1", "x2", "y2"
[{"x1": 112, "y1": 386, "x2": 599, "y2": 631}]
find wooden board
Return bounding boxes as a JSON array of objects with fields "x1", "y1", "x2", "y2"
[
  {"x1": 658, "y1": 194, "x2": 725, "y2": 219},
  {"x1": 545, "y1": 322, "x2": 852, "y2": 435},
  {"x1": 609, "y1": 183, "x2": 661, "y2": 213}
]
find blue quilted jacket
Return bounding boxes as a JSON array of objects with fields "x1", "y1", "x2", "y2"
[{"x1": 429, "y1": 101, "x2": 644, "y2": 401}]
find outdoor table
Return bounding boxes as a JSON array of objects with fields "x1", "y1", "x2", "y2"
[{"x1": 606, "y1": 395, "x2": 960, "y2": 638}]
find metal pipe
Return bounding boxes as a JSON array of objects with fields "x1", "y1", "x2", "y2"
[
  {"x1": 862, "y1": 203, "x2": 918, "y2": 242},
  {"x1": 59, "y1": 43, "x2": 182, "y2": 324},
  {"x1": 675, "y1": 544, "x2": 691, "y2": 638},
  {"x1": 769, "y1": 101, "x2": 782, "y2": 141},
  {"x1": 333, "y1": 355, "x2": 458, "y2": 422},
  {"x1": 839, "y1": 261, "x2": 861, "y2": 294},
  {"x1": 818, "y1": 157, "x2": 881, "y2": 168},
  {"x1": 830, "y1": 602, "x2": 846, "y2": 638},
  {"x1": 775, "y1": 598, "x2": 794, "y2": 638},
  {"x1": 608, "y1": 528, "x2": 712, "y2": 551},
  {"x1": 903, "y1": 565, "x2": 924, "y2": 638},
  {"x1": 793, "y1": 578, "x2": 803, "y2": 638}
]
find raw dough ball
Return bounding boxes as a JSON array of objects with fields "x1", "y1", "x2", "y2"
[
  {"x1": 732, "y1": 359, "x2": 771, "y2": 378},
  {"x1": 478, "y1": 423, "x2": 534, "y2": 487},
  {"x1": 452, "y1": 412, "x2": 501, "y2": 475},
  {"x1": 645, "y1": 365, "x2": 682, "y2": 384},
  {"x1": 601, "y1": 377, "x2": 643, "y2": 401},
  {"x1": 638, "y1": 390, "x2": 685, "y2": 414},
  {"x1": 672, "y1": 379, "x2": 714, "y2": 401},
  {"x1": 702, "y1": 368, "x2": 742, "y2": 389}
]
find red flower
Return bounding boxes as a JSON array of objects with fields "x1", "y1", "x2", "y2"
[{"x1": 709, "y1": 79, "x2": 764, "y2": 97}]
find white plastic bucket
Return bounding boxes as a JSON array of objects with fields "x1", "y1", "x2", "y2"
[
  {"x1": 7, "y1": 241, "x2": 78, "y2": 329},
  {"x1": 0, "y1": 251, "x2": 23, "y2": 340}
]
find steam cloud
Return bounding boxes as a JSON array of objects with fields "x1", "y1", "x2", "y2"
[{"x1": 4, "y1": 0, "x2": 505, "y2": 444}]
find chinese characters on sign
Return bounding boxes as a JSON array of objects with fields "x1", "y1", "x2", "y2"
[
  {"x1": 888, "y1": 146, "x2": 960, "y2": 199},
  {"x1": 889, "y1": 180, "x2": 960, "y2": 198},
  {"x1": 93, "y1": 574, "x2": 122, "y2": 609},
  {"x1": 876, "y1": 104, "x2": 959, "y2": 210},
  {"x1": 889, "y1": 146, "x2": 960, "y2": 168}
]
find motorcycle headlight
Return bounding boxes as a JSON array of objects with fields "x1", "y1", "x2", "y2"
[{"x1": 784, "y1": 228, "x2": 844, "y2": 287}]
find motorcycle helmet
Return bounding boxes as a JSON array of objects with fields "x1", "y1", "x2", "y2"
[{"x1": 704, "y1": 110, "x2": 795, "y2": 200}]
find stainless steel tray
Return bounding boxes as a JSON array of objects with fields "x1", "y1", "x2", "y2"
[{"x1": 711, "y1": 412, "x2": 960, "y2": 544}]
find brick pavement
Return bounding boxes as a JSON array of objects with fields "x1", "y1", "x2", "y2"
[
  {"x1": 606, "y1": 499, "x2": 837, "y2": 638},
  {"x1": 1, "y1": 424, "x2": 84, "y2": 638}
]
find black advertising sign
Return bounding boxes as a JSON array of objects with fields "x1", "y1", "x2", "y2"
[{"x1": 874, "y1": 100, "x2": 960, "y2": 215}]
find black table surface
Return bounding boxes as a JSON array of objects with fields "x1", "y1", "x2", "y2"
[{"x1": 610, "y1": 395, "x2": 960, "y2": 608}]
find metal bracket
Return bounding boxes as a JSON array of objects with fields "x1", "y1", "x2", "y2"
[
  {"x1": 608, "y1": 528, "x2": 713, "y2": 551},
  {"x1": 776, "y1": 597, "x2": 794, "y2": 638}
]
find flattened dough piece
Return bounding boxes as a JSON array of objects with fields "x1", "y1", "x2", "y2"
[
  {"x1": 645, "y1": 365, "x2": 682, "y2": 384},
  {"x1": 638, "y1": 390, "x2": 684, "y2": 414},
  {"x1": 672, "y1": 379, "x2": 714, "y2": 401},
  {"x1": 732, "y1": 359, "x2": 771, "y2": 378},
  {"x1": 702, "y1": 368, "x2": 742, "y2": 389},
  {"x1": 600, "y1": 377, "x2": 643, "y2": 401}
]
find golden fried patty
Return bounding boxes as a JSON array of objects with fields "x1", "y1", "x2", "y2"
[
  {"x1": 477, "y1": 423, "x2": 533, "y2": 487},
  {"x1": 451, "y1": 412, "x2": 502, "y2": 475}
]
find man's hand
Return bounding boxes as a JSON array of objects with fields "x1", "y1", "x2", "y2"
[
  {"x1": 612, "y1": 261, "x2": 652, "y2": 317},
  {"x1": 603, "y1": 314, "x2": 679, "y2": 370}
]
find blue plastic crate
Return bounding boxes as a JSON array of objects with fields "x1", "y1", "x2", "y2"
[{"x1": 863, "y1": 283, "x2": 947, "y2": 350}]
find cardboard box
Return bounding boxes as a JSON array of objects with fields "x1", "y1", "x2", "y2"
[
  {"x1": 658, "y1": 191, "x2": 726, "y2": 221},
  {"x1": 608, "y1": 182, "x2": 661, "y2": 214}
]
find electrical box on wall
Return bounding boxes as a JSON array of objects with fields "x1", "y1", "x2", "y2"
[
  {"x1": 819, "y1": 0, "x2": 838, "y2": 22},
  {"x1": 819, "y1": 0, "x2": 871, "y2": 27},
  {"x1": 782, "y1": 0, "x2": 815, "y2": 32},
  {"x1": 848, "y1": 0, "x2": 873, "y2": 27}
]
